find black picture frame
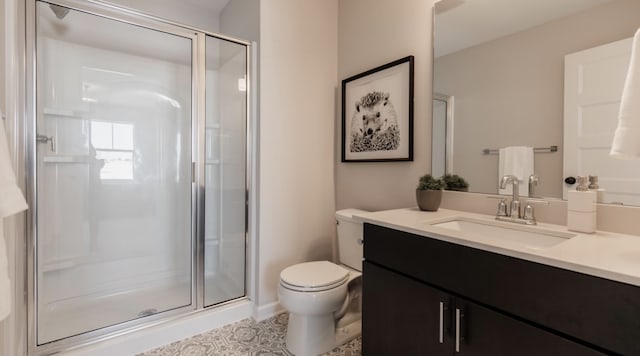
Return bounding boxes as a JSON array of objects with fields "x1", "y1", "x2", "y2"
[{"x1": 341, "y1": 55, "x2": 414, "y2": 162}]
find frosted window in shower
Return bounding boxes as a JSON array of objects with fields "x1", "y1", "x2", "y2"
[
  {"x1": 91, "y1": 121, "x2": 134, "y2": 180},
  {"x1": 204, "y1": 36, "x2": 247, "y2": 307},
  {"x1": 35, "y1": 2, "x2": 193, "y2": 344}
]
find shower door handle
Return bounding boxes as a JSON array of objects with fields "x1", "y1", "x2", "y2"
[{"x1": 37, "y1": 134, "x2": 55, "y2": 151}]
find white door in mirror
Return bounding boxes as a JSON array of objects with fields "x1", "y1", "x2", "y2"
[{"x1": 564, "y1": 37, "x2": 640, "y2": 205}]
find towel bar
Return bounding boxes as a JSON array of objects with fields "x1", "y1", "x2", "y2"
[{"x1": 482, "y1": 145, "x2": 557, "y2": 155}]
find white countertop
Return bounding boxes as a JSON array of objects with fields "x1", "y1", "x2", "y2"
[{"x1": 354, "y1": 208, "x2": 640, "y2": 287}]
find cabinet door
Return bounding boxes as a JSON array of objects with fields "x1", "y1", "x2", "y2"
[
  {"x1": 362, "y1": 261, "x2": 452, "y2": 356},
  {"x1": 454, "y1": 298, "x2": 606, "y2": 356}
]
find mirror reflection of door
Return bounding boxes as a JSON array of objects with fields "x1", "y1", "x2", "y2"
[
  {"x1": 564, "y1": 37, "x2": 640, "y2": 205},
  {"x1": 432, "y1": 93, "x2": 454, "y2": 177}
]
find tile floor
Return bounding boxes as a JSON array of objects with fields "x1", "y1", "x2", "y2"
[{"x1": 138, "y1": 313, "x2": 361, "y2": 356}]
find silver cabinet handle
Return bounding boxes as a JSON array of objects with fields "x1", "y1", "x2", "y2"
[
  {"x1": 439, "y1": 302, "x2": 444, "y2": 343},
  {"x1": 357, "y1": 238, "x2": 364, "y2": 245},
  {"x1": 455, "y1": 308, "x2": 461, "y2": 353}
]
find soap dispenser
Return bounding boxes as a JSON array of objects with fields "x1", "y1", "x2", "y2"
[{"x1": 567, "y1": 176, "x2": 597, "y2": 233}]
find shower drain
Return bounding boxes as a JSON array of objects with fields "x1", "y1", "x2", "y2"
[{"x1": 138, "y1": 308, "x2": 158, "y2": 318}]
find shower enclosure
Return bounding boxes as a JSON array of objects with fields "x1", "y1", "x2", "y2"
[{"x1": 26, "y1": 0, "x2": 249, "y2": 353}]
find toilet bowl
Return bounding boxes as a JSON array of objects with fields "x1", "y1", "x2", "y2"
[{"x1": 278, "y1": 209, "x2": 366, "y2": 356}]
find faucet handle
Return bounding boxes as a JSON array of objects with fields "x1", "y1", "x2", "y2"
[
  {"x1": 496, "y1": 199, "x2": 508, "y2": 217},
  {"x1": 522, "y1": 199, "x2": 549, "y2": 222},
  {"x1": 523, "y1": 204, "x2": 535, "y2": 220}
]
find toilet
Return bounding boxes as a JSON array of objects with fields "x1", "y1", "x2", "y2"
[{"x1": 278, "y1": 209, "x2": 366, "y2": 356}]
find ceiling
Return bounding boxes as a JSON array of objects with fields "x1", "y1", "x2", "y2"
[
  {"x1": 434, "y1": 0, "x2": 617, "y2": 57},
  {"x1": 178, "y1": 0, "x2": 231, "y2": 16}
]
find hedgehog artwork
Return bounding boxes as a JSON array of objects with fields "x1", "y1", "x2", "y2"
[{"x1": 349, "y1": 91, "x2": 399, "y2": 152}]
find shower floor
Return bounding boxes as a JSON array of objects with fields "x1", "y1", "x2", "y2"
[
  {"x1": 138, "y1": 313, "x2": 362, "y2": 356},
  {"x1": 38, "y1": 274, "x2": 242, "y2": 345}
]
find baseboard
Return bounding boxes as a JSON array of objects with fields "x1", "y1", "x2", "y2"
[
  {"x1": 61, "y1": 300, "x2": 253, "y2": 356},
  {"x1": 253, "y1": 301, "x2": 284, "y2": 321}
]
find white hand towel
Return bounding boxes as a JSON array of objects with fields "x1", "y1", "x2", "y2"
[
  {"x1": 611, "y1": 28, "x2": 640, "y2": 159},
  {"x1": 0, "y1": 115, "x2": 28, "y2": 321},
  {"x1": 498, "y1": 146, "x2": 534, "y2": 197}
]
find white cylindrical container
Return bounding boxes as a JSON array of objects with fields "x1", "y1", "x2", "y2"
[
  {"x1": 592, "y1": 188, "x2": 606, "y2": 203},
  {"x1": 567, "y1": 177, "x2": 597, "y2": 233},
  {"x1": 588, "y1": 175, "x2": 606, "y2": 203}
]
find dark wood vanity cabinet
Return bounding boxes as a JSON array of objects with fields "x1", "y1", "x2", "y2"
[
  {"x1": 363, "y1": 261, "x2": 451, "y2": 355},
  {"x1": 362, "y1": 223, "x2": 640, "y2": 356},
  {"x1": 363, "y1": 262, "x2": 603, "y2": 356}
]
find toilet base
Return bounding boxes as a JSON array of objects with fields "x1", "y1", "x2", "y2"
[
  {"x1": 286, "y1": 312, "x2": 334, "y2": 356},
  {"x1": 285, "y1": 313, "x2": 361, "y2": 356}
]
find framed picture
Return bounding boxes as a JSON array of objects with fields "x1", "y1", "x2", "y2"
[{"x1": 341, "y1": 55, "x2": 414, "y2": 162}]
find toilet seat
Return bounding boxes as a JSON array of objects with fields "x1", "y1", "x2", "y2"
[{"x1": 280, "y1": 261, "x2": 349, "y2": 292}]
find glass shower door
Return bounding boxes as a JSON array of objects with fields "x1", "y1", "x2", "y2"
[
  {"x1": 35, "y1": 2, "x2": 193, "y2": 344},
  {"x1": 203, "y1": 36, "x2": 247, "y2": 306}
]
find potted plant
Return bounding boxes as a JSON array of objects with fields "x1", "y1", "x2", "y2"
[
  {"x1": 416, "y1": 174, "x2": 445, "y2": 211},
  {"x1": 441, "y1": 174, "x2": 469, "y2": 192}
]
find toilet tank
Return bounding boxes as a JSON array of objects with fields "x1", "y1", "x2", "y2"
[{"x1": 336, "y1": 209, "x2": 367, "y2": 271}]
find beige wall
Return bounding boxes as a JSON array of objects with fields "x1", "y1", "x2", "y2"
[
  {"x1": 336, "y1": 0, "x2": 434, "y2": 211},
  {"x1": 257, "y1": 0, "x2": 338, "y2": 309},
  {"x1": 1, "y1": 0, "x2": 5, "y2": 114},
  {"x1": 220, "y1": 0, "x2": 259, "y2": 42},
  {"x1": 0, "y1": 0, "x2": 5, "y2": 351},
  {"x1": 435, "y1": 0, "x2": 640, "y2": 198},
  {"x1": 256, "y1": 0, "x2": 435, "y2": 314}
]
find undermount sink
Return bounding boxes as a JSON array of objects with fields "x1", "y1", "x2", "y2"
[{"x1": 428, "y1": 217, "x2": 576, "y2": 250}]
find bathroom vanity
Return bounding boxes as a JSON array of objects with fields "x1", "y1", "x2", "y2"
[{"x1": 359, "y1": 208, "x2": 640, "y2": 355}]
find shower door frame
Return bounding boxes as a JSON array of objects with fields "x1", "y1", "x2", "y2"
[{"x1": 23, "y1": 0, "x2": 252, "y2": 354}]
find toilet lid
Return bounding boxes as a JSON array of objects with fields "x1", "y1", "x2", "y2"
[{"x1": 280, "y1": 261, "x2": 349, "y2": 290}]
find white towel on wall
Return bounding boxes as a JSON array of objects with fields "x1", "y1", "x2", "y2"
[
  {"x1": 498, "y1": 146, "x2": 534, "y2": 197},
  {"x1": 611, "y1": 28, "x2": 640, "y2": 159},
  {"x1": 0, "y1": 115, "x2": 28, "y2": 322}
]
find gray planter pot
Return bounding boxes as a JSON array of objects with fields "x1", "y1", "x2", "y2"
[{"x1": 416, "y1": 189, "x2": 442, "y2": 211}]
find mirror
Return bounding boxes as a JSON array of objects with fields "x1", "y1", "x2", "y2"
[{"x1": 433, "y1": 0, "x2": 640, "y2": 205}]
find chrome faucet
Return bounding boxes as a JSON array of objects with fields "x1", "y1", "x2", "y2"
[
  {"x1": 500, "y1": 175, "x2": 520, "y2": 218},
  {"x1": 491, "y1": 174, "x2": 549, "y2": 224}
]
